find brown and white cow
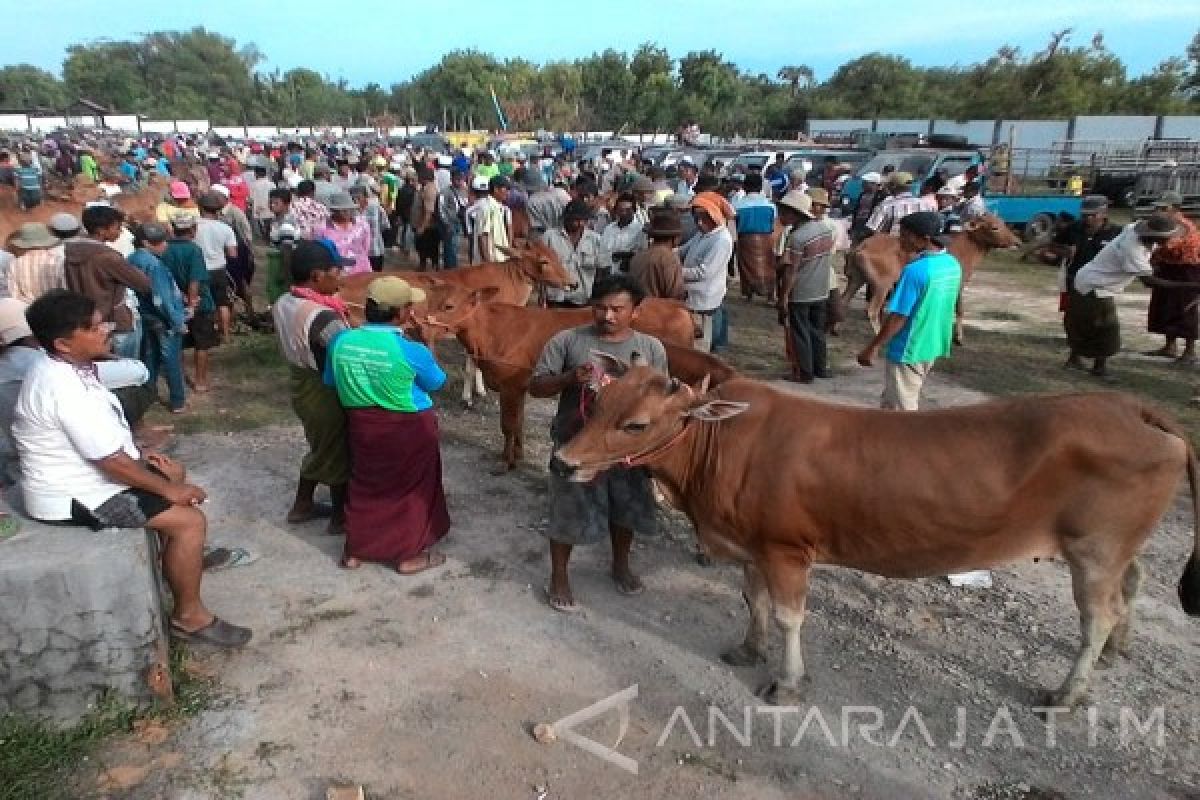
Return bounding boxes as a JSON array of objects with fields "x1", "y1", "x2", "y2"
[
  {"x1": 423, "y1": 295, "x2": 694, "y2": 469},
  {"x1": 839, "y1": 214, "x2": 1021, "y2": 344},
  {"x1": 555, "y1": 363, "x2": 1200, "y2": 709}
]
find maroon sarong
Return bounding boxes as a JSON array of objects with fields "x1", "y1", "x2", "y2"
[{"x1": 344, "y1": 407, "x2": 450, "y2": 564}]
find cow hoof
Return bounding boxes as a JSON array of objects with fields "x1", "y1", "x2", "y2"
[
  {"x1": 1036, "y1": 689, "x2": 1088, "y2": 712},
  {"x1": 758, "y1": 680, "x2": 806, "y2": 706},
  {"x1": 720, "y1": 644, "x2": 766, "y2": 667}
]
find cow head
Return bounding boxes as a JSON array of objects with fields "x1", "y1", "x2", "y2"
[
  {"x1": 964, "y1": 214, "x2": 1021, "y2": 250},
  {"x1": 499, "y1": 240, "x2": 577, "y2": 290},
  {"x1": 554, "y1": 354, "x2": 748, "y2": 482},
  {"x1": 418, "y1": 285, "x2": 501, "y2": 343}
]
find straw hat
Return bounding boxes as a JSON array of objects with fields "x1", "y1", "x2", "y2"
[
  {"x1": 1134, "y1": 212, "x2": 1181, "y2": 240},
  {"x1": 778, "y1": 190, "x2": 813, "y2": 218}
]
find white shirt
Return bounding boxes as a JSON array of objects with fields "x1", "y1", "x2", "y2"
[
  {"x1": 600, "y1": 220, "x2": 645, "y2": 257},
  {"x1": 678, "y1": 225, "x2": 733, "y2": 312},
  {"x1": 194, "y1": 218, "x2": 237, "y2": 271},
  {"x1": 1073, "y1": 224, "x2": 1155, "y2": 298},
  {"x1": 13, "y1": 357, "x2": 140, "y2": 520},
  {"x1": 251, "y1": 177, "x2": 275, "y2": 219}
]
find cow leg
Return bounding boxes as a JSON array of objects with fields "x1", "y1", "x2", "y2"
[
  {"x1": 761, "y1": 562, "x2": 812, "y2": 706},
  {"x1": 1100, "y1": 559, "x2": 1142, "y2": 666},
  {"x1": 721, "y1": 563, "x2": 770, "y2": 667},
  {"x1": 497, "y1": 384, "x2": 525, "y2": 470},
  {"x1": 953, "y1": 290, "x2": 966, "y2": 346},
  {"x1": 1041, "y1": 559, "x2": 1123, "y2": 709},
  {"x1": 461, "y1": 357, "x2": 477, "y2": 409},
  {"x1": 474, "y1": 363, "x2": 487, "y2": 398}
]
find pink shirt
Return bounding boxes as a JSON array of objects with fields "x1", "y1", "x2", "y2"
[{"x1": 319, "y1": 218, "x2": 372, "y2": 275}]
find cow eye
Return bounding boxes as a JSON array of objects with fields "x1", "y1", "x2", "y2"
[{"x1": 623, "y1": 421, "x2": 648, "y2": 433}]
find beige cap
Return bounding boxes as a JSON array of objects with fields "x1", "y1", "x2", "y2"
[
  {"x1": 367, "y1": 276, "x2": 427, "y2": 307},
  {"x1": 0, "y1": 298, "x2": 32, "y2": 345}
]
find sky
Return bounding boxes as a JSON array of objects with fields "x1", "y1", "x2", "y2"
[{"x1": 4, "y1": 0, "x2": 1199, "y2": 87}]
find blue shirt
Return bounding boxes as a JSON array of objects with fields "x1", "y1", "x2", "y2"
[
  {"x1": 324, "y1": 325, "x2": 446, "y2": 412},
  {"x1": 129, "y1": 249, "x2": 186, "y2": 333},
  {"x1": 734, "y1": 193, "x2": 776, "y2": 235},
  {"x1": 884, "y1": 249, "x2": 962, "y2": 364}
]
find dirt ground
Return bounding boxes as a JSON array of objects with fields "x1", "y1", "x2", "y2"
[{"x1": 74, "y1": 254, "x2": 1200, "y2": 800}]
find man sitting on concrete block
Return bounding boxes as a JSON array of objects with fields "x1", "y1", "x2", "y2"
[{"x1": 12, "y1": 289, "x2": 251, "y2": 648}]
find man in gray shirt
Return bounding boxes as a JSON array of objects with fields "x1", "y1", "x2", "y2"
[
  {"x1": 777, "y1": 190, "x2": 835, "y2": 382},
  {"x1": 531, "y1": 273, "x2": 667, "y2": 613},
  {"x1": 524, "y1": 170, "x2": 566, "y2": 242}
]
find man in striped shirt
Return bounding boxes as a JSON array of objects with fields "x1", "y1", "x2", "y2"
[
  {"x1": 865, "y1": 172, "x2": 924, "y2": 236},
  {"x1": 6, "y1": 222, "x2": 67, "y2": 304}
]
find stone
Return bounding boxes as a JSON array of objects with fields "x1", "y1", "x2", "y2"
[{"x1": 0, "y1": 522, "x2": 170, "y2": 727}]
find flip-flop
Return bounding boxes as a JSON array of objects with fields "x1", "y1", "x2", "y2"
[
  {"x1": 202, "y1": 546, "x2": 232, "y2": 570},
  {"x1": 0, "y1": 513, "x2": 20, "y2": 541},
  {"x1": 169, "y1": 617, "x2": 252, "y2": 648},
  {"x1": 205, "y1": 547, "x2": 258, "y2": 571},
  {"x1": 545, "y1": 588, "x2": 583, "y2": 614},
  {"x1": 396, "y1": 551, "x2": 447, "y2": 575},
  {"x1": 286, "y1": 502, "x2": 333, "y2": 525}
]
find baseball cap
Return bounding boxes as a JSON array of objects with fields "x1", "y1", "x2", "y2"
[
  {"x1": 898, "y1": 211, "x2": 945, "y2": 241},
  {"x1": 0, "y1": 298, "x2": 32, "y2": 345},
  {"x1": 471, "y1": 176, "x2": 491, "y2": 192},
  {"x1": 211, "y1": 184, "x2": 231, "y2": 198},
  {"x1": 311, "y1": 238, "x2": 356, "y2": 267},
  {"x1": 48, "y1": 212, "x2": 81, "y2": 235},
  {"x1": 367, "y1": 276, "x2": 427, "y2": 307},
  {"x1": 169, "y1": 180, "x2": 191, "y2": 200},
  {"x1": 170, "y1": 213, "x2": 197, "y2": 231}
]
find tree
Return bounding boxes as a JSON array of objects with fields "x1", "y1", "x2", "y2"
[
  {"x1": 776, "y1": 65, "x2": 813, "y2": 97},
  {"x1": 0, "y1": 65, "x2": 68, "y2": 109},
  {"x1": 819, "y1": 53, "x2": 923, "y2": 117},
  {"x1": 1184, "y1": 30, "x2": 1200, "y2": 97}
]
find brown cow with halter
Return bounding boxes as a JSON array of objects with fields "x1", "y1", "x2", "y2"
[{"x1": 554, "y1": 360, "x2": 1200, "y2": 710}]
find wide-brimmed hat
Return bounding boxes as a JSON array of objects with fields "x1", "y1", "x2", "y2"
[
  {"x1": 889, "y1": 171, "x2": 914, "y2": 187},
  {"x1": 1134, "y1": 212, "x2": 1181, "y2": 240},
  {"x1": 806, "y1": 187, "x2": 830, "y2": 206},
  {"x1": 1081, "y1": 195, "x2": 1108, "y2": 214},
  {"x1": 1155, "y1": 190, "x2": 1184, "y2": 209},
  {"x1": 0, "y1": 298, "x2": 32, "y2": 345},
  {"x1": 778, "y1": 190, "x2": 813, "y2": 218},
  {"x1": 367, "y1": 276, "x2": 427, "y2": 307},
  {"x1": 646, "y1": 207, "x2": 683, "y2": 237},
  {"x1": 10, "y1": 222, "x2": 58, "y2": 249},
  {"x1": 325, "y1": 191, "x2": 358, "y2": 211}
]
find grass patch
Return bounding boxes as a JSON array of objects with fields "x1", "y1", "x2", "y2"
[
  {"x1": 145, "y1": 332, "x2": 292, "y2": 435},
  {"x1": 0, "y1": 643, "x2": 215, "y2": 800}
]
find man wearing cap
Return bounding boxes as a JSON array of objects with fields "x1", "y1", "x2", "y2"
[
  {"x1": 195, "y1": 192, "x2": 240, "y2": 340},
  {"x1": 62, "y1": 206, "x2": 151, "y2": 361},
  {"x1": 477, "y1": 175, "x2": 513, "y2": 264},
  {"x1": 544, "y1": 200, "x2": 610, "y2": 307},
  {"x1": 325, "y1": 276, "x2": 449, "y2": 575},
  {"x1": 1146, "y1": 190, "x2": 1200, "y2": 363},
  {"x1": 465, "y1": 175, "x2": 491, "y2": 263},
  {"x1": 857, "y1": 211, "x2": 962, "y2": 410},
  {"x1": 1055, "y1": 195, "x2": 1122, "y2": 314},
  {"x1": 11, "y1": 289, "x2": 251, "y2": 648},
  {"x1": 866, "y1": 172, "x2": 925, "y2": 237},
  {"x1": 630, "y1": 207, "x2": 685, "y2": 300},
  {"x1": 5, "y1": 223, "x2": 66, "y2": 304},
  {"x1": 848, "y1": 171, "x2": 884, "y2": 242},
  {"x1": 157, "y1": 181, "x2": 201, "y2": 227},
  {"x1": 1067, "y1": 213, "x2": 1191, "y2": 380},
  {"x1": 274, "y1": 240, "x2": 352, "y2": 536},
  {"x1": 129, "y1": 222, "x2": 187, "y2": 413},
  {"x1": 776, "y1": 191, "x2": 836, "y2": 382}
]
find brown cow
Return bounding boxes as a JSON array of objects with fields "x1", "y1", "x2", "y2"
[
  {"x1": 555, "y1": 365, "x2": 1200, "y2": 709},
  {"x1": 839, "y1": 214, "x2": 1021, "y2": 344},
  {"x1": 663, "y1": 342, "x2": 738, "y2": 387},
  {"x1": 424, "y1": 295, "x2": 694, "y2": 469}
]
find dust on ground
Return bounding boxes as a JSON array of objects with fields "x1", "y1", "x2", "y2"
[{"x1": 74, "y1": 255, "x2": 1200, "y2": 800}]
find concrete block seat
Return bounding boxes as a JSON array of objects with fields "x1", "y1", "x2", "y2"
[{"x1": 0, "y1": 507, "x2": 172, "y2": 727}]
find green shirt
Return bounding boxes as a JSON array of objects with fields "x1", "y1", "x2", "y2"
[
  {"x1": 161, "y1": 239, "x2": 214, "y2": 313},
  {"x1": 325, "y1": 325, "x2": 447, "y2": 412},
  {"x1": 884, "y1": 250, "x2": 961, "y2": 364}
]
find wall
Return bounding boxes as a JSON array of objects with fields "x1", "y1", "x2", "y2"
[
  {"x1": 1161, "y1": 116, "x2": 1200, "y2": 139},
  {"x1": 932, "y1": 119, "x2": 997, "y2": 146},
  {"x1": 874, "y1": 118, "x2": 929, "y2": 135},
  {"x1": 807, "y1": 119, "x2": 873, "y2": 134},
  {"x1": 996, "y1": 119, "x2": 1071, "y2": 150},
  {"x1": 0, "y1": 114, "x2": 29, "y2": 131},
  {"x1": 1073, "y1": 115, "x2": 1157, "y2": 142}
]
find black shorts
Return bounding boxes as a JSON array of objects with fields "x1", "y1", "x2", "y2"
[
  {"x1": 207, "y1": 269, "x2": 233, "y2": 309},
  {"x1": 37, "y1": 465, "x2": 172, "y2": 530},
  {"x1": 186, "y1": 311, "x2": 220, "y2": 351}
]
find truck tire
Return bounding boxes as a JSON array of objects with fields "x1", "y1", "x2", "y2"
[{"x1": 1024, "y1": 213, "x2": 1054, "y2": 242}]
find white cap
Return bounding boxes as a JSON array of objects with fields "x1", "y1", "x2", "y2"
[
  {"x1": 436, "y1": 154, "x2": 453, "y2": 167},
  {"x1": 936, "y1": 185, "x2": 960, "y2": 197},
  {"x1": 861, "y1": 171, "x2": 882, "y2": 184},
  {"x1": 211, "y1": 184, "x2": 231, "y2": 197},
  {"x1": 471, "y1": 176, "x2": 490, "y2": 192}
]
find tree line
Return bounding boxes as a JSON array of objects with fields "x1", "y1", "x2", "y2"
[{"x1": 0, "y1": 27, "x2": 1197, "y2": 135}]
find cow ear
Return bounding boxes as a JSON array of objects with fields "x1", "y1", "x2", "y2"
[
  {"x1": 479, "y1": 286, "x2": 502, "y2": 304},
  {"x1": 590, "y1": 351, "x2": 630, "y2": 376},
  {"x1": 685, "y1": 400, "x2": 749, "y2": 422}
]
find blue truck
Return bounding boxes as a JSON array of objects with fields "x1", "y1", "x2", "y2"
[{"x1": 839, "y1": 146, "x2": 1082, "y2": 240}]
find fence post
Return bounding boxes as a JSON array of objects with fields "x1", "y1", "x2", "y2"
[{"x1": 1066, "y1": 117, "x2": 1077, "y2": 142}]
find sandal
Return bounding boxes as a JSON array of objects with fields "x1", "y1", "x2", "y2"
[
  {"x1": 169, "y1": 617, "x2": 252, "y2": 648},
  {"x1": 396, "y1": 551, "x2": 447, "y2": 575},
  {"x1": 206, "y1": 547, "x2": 258, "y2": 571},
  {"x1": 286, "y1": 502, "x2": 333, "y2": 525},
  {"x1": 202, "y1": 546, "x2": 232, "y2": 570}
]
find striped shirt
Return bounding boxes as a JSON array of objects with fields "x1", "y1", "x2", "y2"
[
  {"x1": 866, "y1": 194, "x2": 927, "y2": 236},
  {"x1": 8, "y1": 246, "x2": 66, "y2": 304}
]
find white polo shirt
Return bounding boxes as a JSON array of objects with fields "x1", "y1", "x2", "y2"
[
  {"x1": 1073, "y1": 224, "x2": 1154, "y2": 298},
  {"x1": 12, "y1": 356, "x2": 140, "y2": 521}
]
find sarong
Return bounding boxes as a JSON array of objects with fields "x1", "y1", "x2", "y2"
[
  {"x1": 344, "y1": 407, "x2": 450, "y2": 563},
  {"x1": 1064, "y1": 289, "x2": 1120, "y2": 359},
  {"x1": 1147, "y1": 263, "x2": 1200, "y2": 340},
  {"x1": 290, "y1": 366, "x2": 349, "y2": 486},
  {"x1": 737, "y1": 233, "x2": 775, "y2": 299}
]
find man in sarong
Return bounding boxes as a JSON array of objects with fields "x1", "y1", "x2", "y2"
[
  {"x1": 273, "y1": 240, "x2": 353, "y2": 536},
  {"x1": 1145, "y1": 191, "x2": 1200, "y2": 364}
]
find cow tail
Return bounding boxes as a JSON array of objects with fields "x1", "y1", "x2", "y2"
[{"x1": 1141, "y1": 404, "x2": 1200, "y2": 615}]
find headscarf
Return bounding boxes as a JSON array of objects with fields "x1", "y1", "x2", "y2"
[{"x1": 691, "y1": 191, "x2": 735, "y2": 226}]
